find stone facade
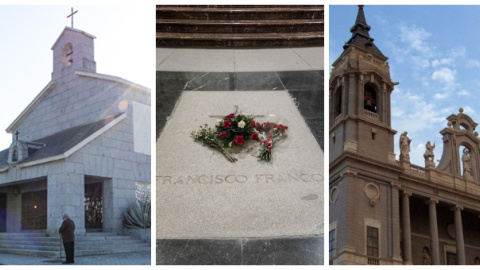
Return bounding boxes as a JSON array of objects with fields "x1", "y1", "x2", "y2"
[
  {"x1": 329, "y1": 6, "x2": 480, "y2": 265},
  {"x1": 0, "y1": 27, "x2": 150, "y2": 236}
]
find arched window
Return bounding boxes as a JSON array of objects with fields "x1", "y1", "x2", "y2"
[
  {"x1": 61, "y1": 43, "x2": 73, "y2": 68},
  {"x1": 334, "y1": 86, "x2": 342, "y2": 118},
  {"x1": 364, "y1": 83, "x2": 377, "y2": 113},
  {"x1": 12, "y1": 146, "x2": 18, "y2": 162}
]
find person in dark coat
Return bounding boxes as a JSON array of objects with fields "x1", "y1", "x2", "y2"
[{"x1": 59, "y1": 213, "x2": 75, "y2": 264}]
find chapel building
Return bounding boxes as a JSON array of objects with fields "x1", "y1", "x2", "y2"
[
  {"x1": 0, "y1": 26, "x2": 151, "y2": 239},
  {"x1": 329, "y1": 6, "x2": 480, "y2": 265}
]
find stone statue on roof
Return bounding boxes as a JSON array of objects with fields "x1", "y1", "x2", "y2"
[
  {"x1": 462, "y1": 148, "x2": 473, "y2": 181},
  {"x1": 399, "y1": 131, "x2": 411, "y2": 158},
  {"x1": 424, "y1": 141, "x2": 435, "y2": 167}
]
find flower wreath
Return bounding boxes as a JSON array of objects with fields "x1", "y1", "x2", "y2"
[{"x1": 191, "y1": 107, "x2": 288, "y2": 162}]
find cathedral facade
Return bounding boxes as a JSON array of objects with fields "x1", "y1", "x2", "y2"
[{"x1": 329, "y1": 6, "x2": 480, "y2": 265}]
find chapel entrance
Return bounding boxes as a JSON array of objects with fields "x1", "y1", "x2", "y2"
[
  {"x1": 84, "y1": 180, "x2": 103, "y2": 230},
  {"x1": 0, "y1": 193, "x2": 6, "y2": 232},
  {"x1": 21, "y1": 190, "x2": 47, "y2": 230}
]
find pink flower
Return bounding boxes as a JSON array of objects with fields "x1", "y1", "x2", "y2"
[
  {"x1": 251, "y1": 120, "x2": 256, "y2": 126},
  {"x1": 234, "y1": 135, "x2": 244, "y2": 145},
  {"x1": 227, "y1": 113, "x2": 235, "y2": 119},
  {"x1": 251, "y1": 133, "x2": 258, "y2": 140},
  {"x1": 223, "y1": 120, "x2": 231, "y2": 128},
  {"x1": 220, "y1": 132, "x2": 227, "y2": 138}
]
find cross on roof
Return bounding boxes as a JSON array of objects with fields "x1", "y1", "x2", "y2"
[
  {"x1": 67, "y1": 7, "x2": 78, "y2": 28},
  {"x1": 15, "y1": 131, "x2": 19, "y2": 141}
]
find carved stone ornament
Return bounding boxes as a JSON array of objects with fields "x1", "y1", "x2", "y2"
[
  {"x1": 364, "y1": 183, "x2": 380, "y2": 207},
  {"x1": 447, "y1": 223, "x2": 456, "y2": 239},
  {"x1": 330, "y1": 186, "x2": 339, "y2": 204}
]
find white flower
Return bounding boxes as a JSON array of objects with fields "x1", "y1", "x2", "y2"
[
  {"x1": 216, "y1": 119, "x2": 222, "y2": 127},
  {"x1": 229, "y1": 142, "x2": 233, "y2": 147},
  {"x1": 238, "y1": 120, "x2": 246, "y2": 128}
]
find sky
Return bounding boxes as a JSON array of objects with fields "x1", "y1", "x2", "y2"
[
  {"x1": 330, "y1": 5, "x2": 480, "y2": 166},
  {"x1": 0, "y1": 5, "x2": 153, "y2": 150}
]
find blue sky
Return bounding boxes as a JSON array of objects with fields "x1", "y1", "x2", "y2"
[
  {"x1": 0, "y1": 5, "x2": 153, "y2": 150},
  {"x1": 330, "y1": 5, "x2": 480, "y2": 165}
]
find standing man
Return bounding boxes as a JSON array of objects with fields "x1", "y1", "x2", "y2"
[{"x1": 59, "y1": 213, "x2": 75, "y2": 264}]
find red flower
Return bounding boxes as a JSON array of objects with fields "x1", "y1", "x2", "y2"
[
  {"x1": 223, "y1": 120, "x2": 231, "y2": 128},
  {"x1": 227, "y1": 113, "x2": 235, "y2": 119},
  {"x1": 251, "y1": 120, "x2": 256, "y2": 126},
  {"x1": 220, "y1": 132, "x2": 227, "y2": 138},
  {"x1": 234, "y1": 135, "x2": 244, "y2": 145},
  {"x1": 277, "y1": 124, "x2": 288, "y2": 131},
  {"x1": 251, "y1": 133, "x2": 258, "y2": 140}
]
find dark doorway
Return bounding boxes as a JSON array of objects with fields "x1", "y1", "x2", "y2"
[
  {"x1": 84, "y1": 182, "x2": 103, "y2": 229},
  {"x1": 21, "y1": 190, "x2": 47, "y2": 230},
  {"x1": 447, "y1": 252, "x2": 457, "y2": 265},
  {"x1": 0, "y1": 193, "x2": 6, "y2": 232}
]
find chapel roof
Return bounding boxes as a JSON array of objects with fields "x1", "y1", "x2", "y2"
[
  {"x1": 0, "y1": 149, "x2": 8, "y2": 168},
  {"x1": 0, "y1": 113, "x2": 124, "y2": 169}
]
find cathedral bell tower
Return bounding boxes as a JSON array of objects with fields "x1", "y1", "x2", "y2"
[
  {"x1": 329, "y1": 6, "x2": 403, "y2": 265},
  {"x1": 329, "y1": 5, "x2": 398, "y2": 164}
]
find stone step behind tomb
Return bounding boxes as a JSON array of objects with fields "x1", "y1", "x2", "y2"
[{"x1": 156, "y1": 5, "x2": 324, "y2": 48}]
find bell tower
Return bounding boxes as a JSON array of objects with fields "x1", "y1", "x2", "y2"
[
  {"x1": 51, "y1": 27, "x2": 97, "y2": 81},
  {"x1": 329, "y1": 6, "x2": 403, "y2": 265},
  {"x1": 329, "y1": 5, "x2": 397, "y2": 164}
]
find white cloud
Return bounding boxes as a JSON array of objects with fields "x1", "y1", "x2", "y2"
[
  {"x1": 462, "y1": 105, "x2": 476, "y2": 116},
  {"x1": 398, "y1": 23, "x2": 432, "y2": 53},
  {"x1": 458, "y1": 89, "x2": 470, "y2": 96},
  {"x1": 434, "y1": 93, "x2": 449, "y2": 99},
  {"x1": 432, "y1": 67, "x2": 456, "y2": 84},
  {"x1": 467, "y1": 59, "x2": 480, "y2": 69}
]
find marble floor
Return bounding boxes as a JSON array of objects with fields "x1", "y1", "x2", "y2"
[
  {"x1": 156, "y1": 47, "x2": 324, "y2": 149},
  {"x1": 156, "y1": 47, "x2": 324, "y2": 265},
  {"x1": 157, "y1": 236, "x2": 323, "y2": 265}
]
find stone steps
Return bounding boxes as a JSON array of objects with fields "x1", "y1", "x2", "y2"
[
  {"x1": 0, "y1": 246, "x2": 151, "y2": 258},
  {"x1": 156, "y1": 32, "x2": 323, "y2": 48},
  {"x1": 156, "y1": 5, "x2": 324, "y2": 48},
  {"x1": 157, "y1": 19, "x2": 324, "y2": 34},
  {"x1": 156, "y1": 6, "x2": 324, "y2": 20},
  {"x1": 0, "y1": 233, "x2": 150, "y2": 258},
  {"x1": 0, "y1": 238, "x2": 145, "y2": 246}
]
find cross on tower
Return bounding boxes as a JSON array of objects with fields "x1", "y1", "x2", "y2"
[
  {"x1": 14, "y1": 131, "x2": 19, "y2": 141},
  {"x1": 67, "y1": 7, "x2": 78, "y2": 28}
]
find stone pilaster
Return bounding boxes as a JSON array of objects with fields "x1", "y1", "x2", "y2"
[
  {"x1": 47, "y1": 173, "x2": 85, "y2": 236},
  {"x1": 452, "y1": 205, "x2": 466, "y2": 264},
  {"x1": 401, "y1": 191, "x2": 412, "y2": 264},
  {"x1": 426, "y1": 198, "x2": 440, "y2": 265}
]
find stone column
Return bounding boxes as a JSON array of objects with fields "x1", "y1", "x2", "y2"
[
  {"x1": 6, "y1": 189, "x2": 21, "y2": 232},
  {"x1": 402, "y1": 191, "x2": 412, "y2": 264},
  {"x1": 391, "y1": 184, "x2": 403, "y2": 264},
  {"x1": 47, "y1": 173, "x2": 86, "y2": 236},
  {"x1": 347, "y1": 73, "x2": 355, "y2": 116},
  {"x1": 357, "y1": 73, "x2": 364, "y2": 115},
  {"x1": 427, "y1": 198, "x2": 440, "y2": 265},
  {"x1": 452, "y1": 205, "x2": 466, "y2": 264}
]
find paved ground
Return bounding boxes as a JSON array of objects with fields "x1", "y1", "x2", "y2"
[
  {"x1": 156, "y1": 47, "x2": 325, "y2": 149},
  {"x1": 0, "y1": 251, "x2": 151, "y2": 265},
  {"x1": 157, "y1": 47, "x2": 324, "y2": 72}
]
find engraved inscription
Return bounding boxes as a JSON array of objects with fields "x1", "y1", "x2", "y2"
[{"x1": 158, "y1": 173, "x2": 323, "y2": 185}]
